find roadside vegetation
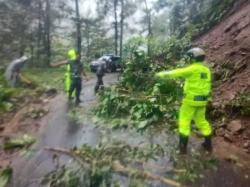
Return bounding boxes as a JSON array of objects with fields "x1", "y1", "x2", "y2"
[{"x1": 95, "y1": 35, "x2": 190, "y2": 132}]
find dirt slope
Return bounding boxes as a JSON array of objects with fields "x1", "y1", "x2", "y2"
[{"x1": 195, "y1": 0, "x2": 250, "y2": 104}]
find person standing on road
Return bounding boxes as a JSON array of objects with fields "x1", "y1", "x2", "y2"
[
  {"x1": 155, "y1": 47, "x2": 213, "y2": 154},
  {"x1": 94, "y1": 63, "x2": 105, "y2": 93},
  {"x1": 50, "y1": 49, "x2": 88, "y2": 105},
  {"x1": 5, "y1": 56, "x2": 32, "y2": 87}
]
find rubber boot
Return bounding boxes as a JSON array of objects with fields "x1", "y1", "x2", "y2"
[
  {"x1": 179, "y1": 135, "x2": 189, "y2": 154},
  {"x1": 75, "y1": 97, "x2": 81, "y2": 106},
  {"x1": 202, "y1": 135, "x2": 212, "y2": 152}
]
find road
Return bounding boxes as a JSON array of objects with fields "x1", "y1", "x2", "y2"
[
  {"x1": 7, "y1": 73, "x2": 250, "y2": 187},
  {"x1": 8, "y1": 73, "x2": 171, "y2": 187}
]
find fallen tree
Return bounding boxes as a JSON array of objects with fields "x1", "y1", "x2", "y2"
[{"x1": 45, "y1": 146, "x2": 182, "y2": 187}]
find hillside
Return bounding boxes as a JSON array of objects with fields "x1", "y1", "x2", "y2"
[
  {"x1": 196, "y1": 0, "x2": 250, "y2": 104},
  {"x1": 195, "y1": 0, "x2": 250, "y2": 164}
]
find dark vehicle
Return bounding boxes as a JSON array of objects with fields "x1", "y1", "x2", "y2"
[{"x1": 90, "y1": 54, "x2": 120, "y2": 73}]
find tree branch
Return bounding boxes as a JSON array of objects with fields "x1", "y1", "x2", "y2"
[{"x1": 45, "y1": 147, "x2": 182, "y2": 187}]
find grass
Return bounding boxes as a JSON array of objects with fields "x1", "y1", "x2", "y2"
[
  {"x1": 0, "y1": 67, "x2": 65, "y2": 113},
  {"x1": 23, "y1": 67, "x2": 65, "y2": 91}
]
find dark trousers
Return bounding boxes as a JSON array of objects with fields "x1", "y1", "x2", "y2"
[
  {"x1": 95, "y1": 76, "x2": 104, "y2": 93},
  {"x1": 69, "y1": 77, "x2": 82, "y2": 104}
]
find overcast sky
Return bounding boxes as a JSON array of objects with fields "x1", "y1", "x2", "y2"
[
  {"x1": 77, "y1": 0, "x2": 157, "y2": 37},
  {"x1": 78, "y1": 0, "x2": 156, "y2": 18},
  {"x1": 57, "y1": 0, "x2": 168, "y2": 43}
]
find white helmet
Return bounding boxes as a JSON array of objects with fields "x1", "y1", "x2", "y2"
[{"x1": 187, "y1": 47, "x2": 206, "y2": 61}]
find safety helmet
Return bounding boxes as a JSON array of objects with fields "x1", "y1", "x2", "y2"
[
  {"x1": 68, "y1": 49, "x2": 77, "y2": 61},
  {"x1": 187, "y1": 47, "x2": 206, "y2": 62}
]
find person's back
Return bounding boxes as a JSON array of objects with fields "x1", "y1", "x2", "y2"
[
  {"x1": 155, "y1": 47, "x2": 213, "y2": 154},
  {"x1": 68, "y1": 59, "x2": 82, "y2": 79},
  {"x1": 182, "y1": 63, "x2": 211, "y2": 106},
  {"x1": 96, "y1": 64, "x2": 105, "y2": 78},
  {"x1": 50, "y1": 49, "x2": 88, "y2": 105},
  {"x1": 95, "y1": 64, "x2": 105, "y2": 93}
]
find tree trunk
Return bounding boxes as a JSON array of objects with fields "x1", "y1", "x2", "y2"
[
  {"x1": 75, "y1": 0, "x2": 82, "y2": 60},
  {"x1": 143, "y1": 0, "x2": 152, "y2": 56},
  {"x1": 119, "y1": 0, "x2": 124, "y2": 58},
  {"x1": 44, "y1": 0, "x2": 51, "y2": 66},
  {"x1": 36, "y1": 0, "x2": 42, "y2": 63},
  {"x1": 114, "y1": 0, "x2": 118, "y2": 55},
  {"x1": 86, "y1": 21, "x2": 90, "y2": 59}
]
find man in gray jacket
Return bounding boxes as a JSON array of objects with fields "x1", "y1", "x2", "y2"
[
  {"x1": 5, "y1": 56, "x2": 32, "y2": 87},
  {"x1": 94, "y1": 63, "x2": 105, "y2": 93}
]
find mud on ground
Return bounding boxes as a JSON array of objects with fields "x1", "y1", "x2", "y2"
[
  {"x1": 195, "y1": 0, "x2": 250, "y2": 161},
  {"x1": 0, "y1": 88, "x2": 57, "y2": 169},
  {"x1": 196, "y1": 1, "x2": 250, "y2": 104}
]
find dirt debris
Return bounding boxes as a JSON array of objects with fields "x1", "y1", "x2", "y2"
[
  {"x1": 214, "y1": 117, "x2": 250, "y2": 153},
  {"x1": 195, "y1": 1, "x2": 250, "y2": 161},
  {"x1": 195, "y1": 1, "x2": 250, "y2": 105},
  {"x1": 0, "y1": 88, "x2": 57, "y2": 170},
  {"x1": 227, "y1": 119, "x2": 243, "y2": 134}
]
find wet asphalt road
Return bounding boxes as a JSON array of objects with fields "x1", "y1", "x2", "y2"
[
  {"x1": 7, "y1": 73, "x2": 250, "y2": 187},
  {"x1": 8, "y1": 73, "x2": 172, "y2": 187},
  {"x1": 8, "y1": 73, "x2": 116, "y2": 187}
]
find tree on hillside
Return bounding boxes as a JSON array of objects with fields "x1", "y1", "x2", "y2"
[
  {"x1": 0, "y1": 0, "x2": 72, "y2": 66},
  {"x1": 81, "y1": 16, "x2": 114, "y2": 60},
  {"x1": 119, "y1": 0, "x2": 137, "y2": 58},
  {"x1": 143, "y1": 0, "x2": 153, "y2": 56},
  {"x1": 96, "y1": 0, "x2": 136, "y2": 57},
  {"x1": 114, "y1": 0, "x2": 119, "y2": 55},
  {"x1": 75, "y1": 0, "x2": 82, "y2": 59},
  {"x1": 166, "y1": 0, "x2": 235, "y2": 37},
  {"x1": 44, "y1": 0, "x2": 51, "y2": 65},
  {"x1": 119, "y1": 0, "x2": 124, "y2": 58}
]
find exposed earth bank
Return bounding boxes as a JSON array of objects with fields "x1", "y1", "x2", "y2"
[{"x1": 194, "y1": 1, "x2": 250, "y2": 185}]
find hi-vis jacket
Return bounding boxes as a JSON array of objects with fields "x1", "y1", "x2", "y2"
[
  {"x1": 156, "y1": 62, "x2": 211, "y2": 106},
  {"x1": 65, "y1": 64, "x2": 71, "y2": 93}
]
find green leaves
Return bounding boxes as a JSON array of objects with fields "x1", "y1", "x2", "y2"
[
  {"x1": 229, "y1": 92, "x2": 250, "y2": 116},
  {"x1": 0, "y1": 85, "x2": 15, "y2": 112},
  {"x1": 43, "y1": 141, "x2": 165, "y2": 187},
  {"x1": 95, "y1": 37, "x2": 186, "y2": 132},
  {"x1": 3, "y1": 134, "x2": 36, "y2": 150},
  {"x1": 42, "y1": 167, "x2": 80, "y2": 187},
  {"x1": 0, "y1": 167, "x2": 12, "y2": 187}
]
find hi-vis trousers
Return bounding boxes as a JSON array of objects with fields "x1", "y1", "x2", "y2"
[{"x1": 178, "y1": 103, "x2": 212, "y2": 137}]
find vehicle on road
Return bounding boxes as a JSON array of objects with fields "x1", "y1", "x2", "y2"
[{"x1": 90, "y1": 54, "x2": 120, "y2": 73}]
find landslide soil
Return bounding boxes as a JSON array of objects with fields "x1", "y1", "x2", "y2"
[
  {"x1": 194, "y1": 1, "x2": 250, "y2": 185},
  {"x1": 195, "y1": 0, "x2": 250, "y2": 104}
]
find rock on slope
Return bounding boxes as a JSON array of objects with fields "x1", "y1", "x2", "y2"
[{"x1": 195, "y1": 0, "x2": 250, "y2": 104}]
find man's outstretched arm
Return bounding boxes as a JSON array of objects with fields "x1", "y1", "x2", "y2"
[
  {"x1": 155, "y1": 66, "x2": 194, "y2": 79},
  {"x1": 50, "y1": 60, "x2": 68, "y2": 67}
]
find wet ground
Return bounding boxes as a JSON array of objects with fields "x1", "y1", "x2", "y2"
[
  {"x1": 7, "y1": 73, "x2": 172, "y2": 187},
  {"x1": 7, "y1": 73, "x2": 250, "y2": 187}
]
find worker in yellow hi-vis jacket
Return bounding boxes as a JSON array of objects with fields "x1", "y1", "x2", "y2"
[
  {"x1": 155, "y1": 48, "x2": 212, "y2": 154},
  {"x1": 50, "y1": 49, "x2": 88, "y2": 105}
]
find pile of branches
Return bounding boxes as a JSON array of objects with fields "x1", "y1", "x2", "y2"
[{"x1": 44, "y1": 141, "x2": 181, "y2": 187}]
